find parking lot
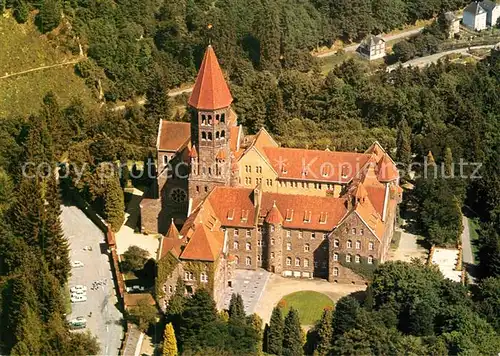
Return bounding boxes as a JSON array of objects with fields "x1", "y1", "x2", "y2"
[
  {"x1": 222, "y1": 269, "x2": 270, "y2": 314},
  {"x1": 62, "y1": 205, "x2": 123, "y2": 355}
]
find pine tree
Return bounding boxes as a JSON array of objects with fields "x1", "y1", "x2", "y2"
[
  {"x1": 255, "y1": 0, "x2": 281, "y2": 71},
  {"x1": 179, "y1": 289, "x2": 218, "y2": 344},
  {"x1": 13, "y1": 0, "x2": 29, "y2": 23},
  {"x1": 332, "y1": 296, "x2": 360, "y2": 337},
  {"x1": 163, "y1": 323, "x2": 178, "y2": 356},
  {"x1": 104, "y1": 171, "x2": 125, "y2": 232},
  {"x1": 444, "y1": 147, "x2": 453, "y2": 176},
  {"x1": 40, "y1": 175, "x2": 70, "y2": 284},
  {"x1": 315, "y1": 309, "x2": 333, "y2": 355},
  {"x1": 37, "y1": 0, "x2": 62, "y2": 33},
  {"x1": 282, "y1": 308, "x2": 303, "y2": 356},
  {"x1": 268, "y1": 306, "x2": 284, "y2": 355},
  {"x1": 228, "y1": 293, "x2": 246, "y2": 324},
  {"x1": 396, "y1": 118, "x2": 412, "y2": 166},
  {"x1": 144, "y1": 76, "x2": 172, "y2": 123}
]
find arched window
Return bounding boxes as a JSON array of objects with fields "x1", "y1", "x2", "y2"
[
  {"x1": 220, "y1": 113, "x2": 225, "y2": 123},
  {"x1": 355, "y1": 255, "x2": 360, "y2": 263},
  {"x1": 208, "y1": 132, "x2": 213, "y2": 141},
  {"x1": 233, "y1": 241, "x2": 239, "y2": 249},
  {"x1": 304, "y1": 258, "x2": 309, "y2": 267},
  {"x1": 367, "y1": 256, "x2": 374, "y2": 264},
  {"x1": 347, "y1": 240, "x2": 352, "y2": 248},
  {"x1": 295, "y1": 257, "x2": 300, "y2": 266},
  {"x1": 202, "y1": 132, "x2": 207, "y2": 140},
  {"x1": 200, "y1": 272, "x2": 208, "y2": 283},
  {"x1": 286, "y1": 257, "x2": 292, "y2": 266},
  {"x1": 346, "y1": 254, "x2": 352, "y2": 263},
  {"x1": 333, "y1": 267, "x2": 339, "y2": 276},
  {"x1": 216, "y1": 131, "x2": 220, "y2": 139},
  {"x1": 246, "y1": 242, "x2": 251, "y2": 251},
  {"x1": 221, "y1": 130, "x2": 225, "y2": 139},
  {"x1": 201, "y1": 114, "x2": 206, "y2": 125},
  {"x1": 286, "y1": 242, "x2": 292, "y2": 250},
  {"x1": 334, "y1": 239, "x2": 340, "y2": 248},
  {"x1": 351, "y1": 228, "x2": 356, "y2": 234},
  {"x1": 235, "y1": 255, "x2": 240, "y2": 264},
  {"x1": 333, "y1": 253, "x2": 339, "y2": 261},
  {"x1": 355, "y1": 240, "x2": 361, "y2": 249},
  {"x1": 245, "y1": 256, "x2": 251, "y2": 266},
  {"x1": 271, "y1": 238, "x2": 275, "y2": 245},
  {"x1": 368, "y1": 242, "x2": 374, "y2": 251},
  {"x1": 304, "y1": 243, "x2": 310, "y2": 252},
  {"x1": 216, "y1": 114, "x2": 220, "y2": 122},
  {"x1": 359, "y1": 228, "x2": 364, "y2": 235},
  {"x1": 208, "y1": 115, "x2": 213, "y2": 125},
  {"x1": 208, "y1": 167, "x2": 212, "y2": 175}
]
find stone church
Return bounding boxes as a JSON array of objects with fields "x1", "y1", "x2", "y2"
[{"x1": 140, "y1": 45, "x2": 402, "y2": 310}]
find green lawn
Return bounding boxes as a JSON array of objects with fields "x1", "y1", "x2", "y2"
[
  {"x1": 279, "y1": 291, "x2": 334, "y2": 325},
  {"x1": 468, "y1": 217, "x2": 480, "y2": 262},
  {"x1": 0, "y1": 12, "x2": 96, "y2": 117}
]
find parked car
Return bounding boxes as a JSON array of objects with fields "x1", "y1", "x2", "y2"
[
  {"x1": 68, "y1": 316, "x2": 87, "y2": 329},
  {"x1": 127, "y1": 285, "x2": 145, "y2": 293},
  {"x1": 70, "y1": 289, "x2": 86, "y2": 296},
  {"x1": 71, "y1": 261, "x2": 84, "y2": 268},
  {"x1": 71, "y1": 295, "x2": 87, "y2": 303},
  {"x1": 70, "y1": 285, "x2": 87, "y2": 293}
]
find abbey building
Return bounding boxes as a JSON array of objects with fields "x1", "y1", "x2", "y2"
[{"x1": 140, "y1": 45, "x2": 402, "y2": 310}]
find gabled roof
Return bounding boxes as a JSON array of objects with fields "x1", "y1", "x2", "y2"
[
  {"x1": 262, "y1": 147, "x2": 372, "y2": 183},
  {"x1": 180, "y1": 224, "x2": 224, "y2": 261},
  {"x1": 361, "y1": 35, "x2": 385, "y2": 47},
  {"x1": 158, "y1": 221, "x2": 185, "y2": 260},
  {"x1": 464, "y1": 1, "x2": 486, "y2": 14},
  {"x1": 207, "y1": 186, "x2": 256, "y2": 228},
  {"x1": 158, "y1": 121, "x2": 191, "y2": 152},
  {"x1": 188, "y1": 45, "x2": 233, "y2": 110},
  {"x1": 377, "y1": 154, "x2": 399, "y2": 182},
  {"x1": 481, "y1": 0, "x2": 499, "y2": 11}
]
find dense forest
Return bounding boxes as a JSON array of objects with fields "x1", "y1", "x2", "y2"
[{"x1": 1, "y1": 0, "x2": 500, "y2": 354}]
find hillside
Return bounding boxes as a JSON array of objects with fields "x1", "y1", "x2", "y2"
[{"x1": 0, "y1": 12, "x2": 96, "y2": 117}]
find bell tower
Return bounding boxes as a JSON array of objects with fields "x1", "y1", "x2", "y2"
[{"x1": 187, "y1": 45, "x2": 233, "y2": 204}]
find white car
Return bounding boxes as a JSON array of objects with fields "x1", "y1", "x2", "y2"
[
  {"x1": 70, "y1": 285, "x2": 87, "y2": 293},
  {"x1": 70, "y1": 316, "x2": 87, "y2": 324},
  {"x1": 71, "y1": 295, "x2": 87, "y2": 303},
  {"x1": 70, "y1": 290, "x2": 86, "y2": 296},
  {"x1": 71, "y1": 261, "x2": 84, "y2": 268}
]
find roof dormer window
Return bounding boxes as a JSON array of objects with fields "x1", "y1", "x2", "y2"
[
  {"x1": 227, "y1": 209, "x2": 235, "y2": 221},
  {"x1": 303, "y1": 211, "x2": 312, "y2": 223},
  {"x1": 241, "y1": 210, "x2": 249, "y2": 222},
  {"x1": 319, "y1": 212, "x2": 328, "y2": 224},
  {"x1": 285, "y1": 209, "x2": 294, "y2": 222},
  {"x1": 281, "y1": 163, "x2": 287, "y2": 174}
]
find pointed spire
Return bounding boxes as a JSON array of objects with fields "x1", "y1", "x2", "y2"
[
  {"x1": 189, "y1": 145, "x2": 198, "y2": 158},
  {"x1": 377, "y1": 154, "x2": 399, "y2": 182},
  {"x1": 266, "y1": 201, "x2": 284, "y2": 225},
  {"x1": 188, "y1": 45, "x2": 233, "y2": 110},
  {"x1": 165, "y1": 218, "x2": 180, "y2": 239}
]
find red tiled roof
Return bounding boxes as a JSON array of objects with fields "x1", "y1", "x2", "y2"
[
  {"x1": 158, "y1": 121, "x2": 191, "y2": 152},
  {"x1": 180, "y1": 224, "x2": 224, "y2": 261},
  {"x1": 265, "y1": 202, "x2": 284, "y2": 224},
  {"x1": 261, "y1": 193, "x2": 348, "y2": 231},
  {"x1": 355, "y1": 197, "x2": 384, "y2": 240},
  {"x1": 365, "y1": 185, "x2": 386, "y2": 217},
  {"x1": 230, "y1": 126, "x2": 240, "y2": 152},
  {"x1": 207, "y1": 187, "x2": 256, "y2": 228},
  {"x1": 377, "y1": 154, "x2": 399, "y2": 182},
  {"x1": 188, "y1": 45, "x2": 233, "y2": 110},
  {"x1": 262, "y1": 147, "x2": 372, "y2": 183},
  {"x1": 165, "y1": 220, "x2": 180, "y2": 239}
]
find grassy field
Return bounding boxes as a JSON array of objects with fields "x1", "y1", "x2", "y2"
[
  {"x1": 0, "y1": 12, "x2": 96, "y2": 117},
  {"x1": 279, "y1": 291, "x2": 334, "y2": 325}
]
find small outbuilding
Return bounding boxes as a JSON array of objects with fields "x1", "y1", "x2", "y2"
[{"x1": 444, "y1": 12, "x2": 461, "y2": 38}]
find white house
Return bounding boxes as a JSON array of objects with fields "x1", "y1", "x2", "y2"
[
  {"x1": 463, "y1": 2, "x2": 488, "y2": 31},
  {"x1": 481, "y1": 0, "x2": 500, "y2": 27},
  {"x1": 357, "y1": 35, "x2": 386, "y2": 60}
]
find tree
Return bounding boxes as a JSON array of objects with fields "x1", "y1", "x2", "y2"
[
  {"x1": 315, "y1": 309, "x2": 333, "y2": 355},
  {"x1": 332, "y1": 296, "x2": 360, "y2": 337},
  {"x1": 392, "y1": 41, "x2": 417, "y2": 62},
  {"x1": 104, "y1": 170, "x2": 125, "y2": 232},
  {"x1": 478, "y1": 225, "x2": 500, "y2": 278},
  {"x1": 396, "y1": 118, "x2": 412, "y2": 167},
  {"x1": 13, "y1": 0, "x2": 29, "y2": 23},
  {"x1": 331, "y1": 329, "x2": 371, "y2": 356},
  {"x1": 127, "y1": 299, "x2": 158, "y2": 331},
  {"x1": 179, "y1": 289, "x2": 218, "y2": 345},
  {"x1": 228, "y1": 293, "x2": 246, "y2": 324},
  {"x1": 443, "y1": 147, "x2": 453, "y2": 176},
  {"x1": 282, "y1": 308, "x2": 303, "y2": 356},
  {"x1": 163, "y1": 323, "x2": 178, "y2": 356},
  {"x1": 122, "y1": 245, "x2": 149, "y2": 272},
  {"x1": 255, "y1": 0, "x2": 281, "y2": 71},
  {"x1": 144, "y1": 75, "x2": 172, "y2": 124},
  {"x1": 267, "y1": 306, "x2": 284, "y2": 355},
  {"x1": 474, "y1": 277, "x2": 500, "y2": 332},
  {"x1": 37, "y1": 0, "x2": 62, "y2": 33}
]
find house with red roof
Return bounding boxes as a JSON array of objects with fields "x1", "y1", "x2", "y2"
[{"x1": 141, "y1": 45, "x2": 402, "y2": 310}]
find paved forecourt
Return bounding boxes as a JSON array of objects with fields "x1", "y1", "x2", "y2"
[{"x1": 62, "y1": 205, "x2": 123, "y2": 355}]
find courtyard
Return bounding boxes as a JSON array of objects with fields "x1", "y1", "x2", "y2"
[{"x1": 227, "y1": 269, "x2": 365, "y2": 325}]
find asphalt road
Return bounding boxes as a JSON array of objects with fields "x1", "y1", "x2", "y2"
[
  {"x1": 462, "y1": 215, "x2": 474, "y2": 265},
  {"x1": 62, "y1": 205, "x2": 124, "y2": 355},
  {"x1": 315, "y1": 27, "x2": 424, "y2": 58},
  {"x1": 387, "y1": 44, "x2": 496, "y2": 71}
]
